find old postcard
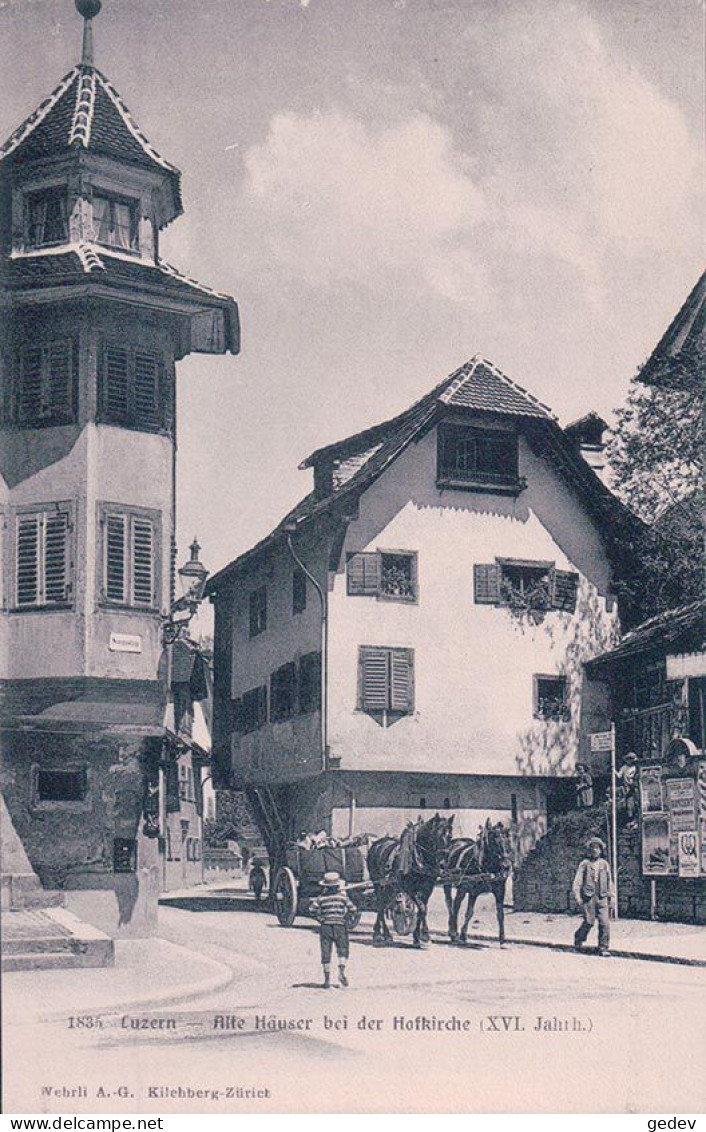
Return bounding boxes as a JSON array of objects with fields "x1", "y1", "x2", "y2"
[{"x1": 1, "y1": 0, "x2": 704, "y2": 1117}]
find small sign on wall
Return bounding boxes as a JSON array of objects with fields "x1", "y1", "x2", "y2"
[{"x1": 109, "y1": 633, "x2": 143, "y2": 654}]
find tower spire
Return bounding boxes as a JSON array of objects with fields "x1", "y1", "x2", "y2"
[{"x1": 75, "y1": 0, "x2": 102, "y2": 67}]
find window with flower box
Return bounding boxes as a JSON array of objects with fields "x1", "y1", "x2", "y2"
[
  {"x1": 347, "y1": 550, "x2": 418, "y2": 602},
  {"x1": 474, "y1": 559, "x2": 578, "y2": 614}
]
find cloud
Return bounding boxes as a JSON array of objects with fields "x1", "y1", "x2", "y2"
[
  {"x1": 242, "y1": 111, "x2": 488, "y2": 298},
  {"x1": 237, "y1": 2, "x2": 700, "y2": 314}
]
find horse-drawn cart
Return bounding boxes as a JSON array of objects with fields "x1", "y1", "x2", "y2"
[{"x1": 273, "y1": 842, "x2": 368, "y2": 929}]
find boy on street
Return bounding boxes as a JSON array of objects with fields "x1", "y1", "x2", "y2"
[
  {"x1": 310, "y1": 871, "x2": 357, "y2": 989},
  {"x1": 572, "y1": 836, "x2": 612, "y2": 956}
]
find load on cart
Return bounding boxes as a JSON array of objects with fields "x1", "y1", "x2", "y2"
[{"x1": 272, "y1": 833, "x2": 368, "y2": 929}]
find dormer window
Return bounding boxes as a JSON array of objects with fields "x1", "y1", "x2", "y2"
[
  {"x1": 437, "y1": 422, "x2": 522, "y2": 494},
  {"x1": 27, "y1": 187, "x2": 68, "y2": 248},
  {"x1": 93, "y1": 193, "x2": 138, "y2": 252}
]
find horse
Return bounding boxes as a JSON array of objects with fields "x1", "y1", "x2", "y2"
[
  {"x1": 443, "y1": 819, "x2": 513, "y2": 946},
  {"x1": 367, "y1": 813, "x2": 454, "y2": 948}
]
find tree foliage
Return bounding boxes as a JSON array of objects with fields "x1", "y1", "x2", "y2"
[{"x1": 607, "y1": 380, "x2": 703, "y2": 613}]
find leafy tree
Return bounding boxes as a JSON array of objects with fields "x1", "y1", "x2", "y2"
[{"x1": 607, "y1": 381, "x2": 703, "y2": 614}]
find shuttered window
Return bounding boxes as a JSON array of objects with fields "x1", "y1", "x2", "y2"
[
  {"x1": 270, "y1": 662, "x2": 297, "y2": 722},
  {"x1": 14, "y1": 339, "x2": 77, "y2": 427},
  {"x1": 474, "y1": 560, "x2": 579, "y2": 613},
  {"x1": 99, "y1": 341, "x2": 165, "y2": 430},
  {"x1": 15, "y1": 507, "x2": 72, "y2": 609},
  {"x1": 102, "y1": 509, "x2": 158, "y2": 608},
  {"x1": 298, "y1": 651, "x2": 322, "y2": 714},
  {"x1": 359, "y1": 646, "x2": 414, "y2": 718},
  {"x1": 347, "y1": 550, "x2": 417, "y2": 601},
  {"x1": 240, "y1": 685, "x2": 268, "y2": 733}
]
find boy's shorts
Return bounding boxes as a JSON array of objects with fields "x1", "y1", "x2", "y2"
[{"x1": 320, "y1": 923, "x2": 349, "y2": 963}]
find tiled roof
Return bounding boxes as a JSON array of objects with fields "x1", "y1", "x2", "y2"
[
  {"x1": 638, "y1": 271, "x2": 706, "y2": 389},
  {"x1": 3, "y1": 244, "x2": 239, "y2": 353},
  {"x1": 207, "y1": 355, "x2": 643, "y2": 594},
  {"x1": 439, "y1": 357, "x2": 553, "y2": 418},
  {"x1": 0, "y1": 65, "x2": 182, "y2": 219},
  {"x1": 585, "y1": 599, "x2": 706, "y2": 671}
]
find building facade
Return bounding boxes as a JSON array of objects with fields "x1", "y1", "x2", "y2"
[
  {"x1": 0, "y1": 7, "x2": 238, "y2": 933},
  {"x1": 209, "y1": 356, "x2": 641, "y2": 863}
]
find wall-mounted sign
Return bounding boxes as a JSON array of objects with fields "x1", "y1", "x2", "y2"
[
  {"x1": 109, "y1": 633, "x2": 143, "y2": 654},
  {"x1": 678, "y1": 831, "x2": 700, "y2": 878},
  {"x1": 590, "y1": 730, "x2": 613, "y2": 752},
  {"x1": 666, "y1": 652, "x2": 706, "y2": 680}
]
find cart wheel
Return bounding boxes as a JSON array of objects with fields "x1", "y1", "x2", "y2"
[
  {"x1": 346, "y1": 903, "x2": 362, "y2": 931},
  {"x1": 273, "y1": 867, "x2": 297, "y2": 927},
  {"x1": 390, "y1": 891, "x2": 416, "y2": 936}
]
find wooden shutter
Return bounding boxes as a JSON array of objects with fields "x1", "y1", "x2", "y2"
[
  {"x1": 360, "y1": 646, "x2": 389, "y2": 710},
  {"x1": 390, "y1": 648, "x2": 414, "y2": 713},
  {"x1": 104, "y1": 344, "x2": 129, "y2": 418},
  {"x1": 105, "y1": 514, "x2": 127, "y2": 602},
  {"x1": 257, "y1": 685, "x2": 268, "y2": 726},
  {"x1": 474, "y1": 563, "x2": 501, "y2": 604},
  {"x1": 131, "y1": 518, "x2": 154, "y2": 606},
  {"x1": 16, "y1": 514, "x2": 40, "y2": 606},
  {"x1": 134, "y1": 350, "x2": 159, "y2": 426},
  {"x1": 44, "y1": 511, "x2": 69, "y2": 603},
  {"x1": 20, "y1": 346, "x2": 42, "y2": 423},
  {"x1": 553, "y1": 570, "x2": 579, "y2": 613},
  {"x1": 47, "y1": 340, "x2": 73, "y2": 419},
  {"x1": 232, "y1": 698, "x2": 244, "y2": 734},
  {"x1": 347, "y1": 551, "x2": 381, "y2": 595}
]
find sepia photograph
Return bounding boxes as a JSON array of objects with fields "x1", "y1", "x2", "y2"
[{"x1": 0, "y1": 0, "x2": 704, "y2": 1119}]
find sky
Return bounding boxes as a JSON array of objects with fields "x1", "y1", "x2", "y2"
[{"x1": 2, "y1": 0, "x2": 704, "y2": 593}]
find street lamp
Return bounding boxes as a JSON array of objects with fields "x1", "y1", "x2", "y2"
[{"x1": 163, "y1": 537, "x2": 209, "y2": 644}]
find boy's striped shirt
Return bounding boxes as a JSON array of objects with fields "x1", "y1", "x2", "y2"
[{"x1": 310, "y1": 891, "x2": 355, "y2": 925}]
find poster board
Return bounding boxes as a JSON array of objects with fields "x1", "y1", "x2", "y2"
[{"x1": 640, "y1": 769, "x2": 702, "y2": 877}]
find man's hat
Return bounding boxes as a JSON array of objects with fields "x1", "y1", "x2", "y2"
[
  {"x1": 624, "y1": 752, "x2": 638, "y2": 763},
  {"x1": 319, "y1": 871, "x2": 345, "y2": 889},
  {"x1": 586, "y1": 836, "x2": 605, "y2": 852}
]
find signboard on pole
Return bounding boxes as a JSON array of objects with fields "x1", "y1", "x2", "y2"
[{"x1": 590, "y1": 730, "x2": 614, "y2": 752}]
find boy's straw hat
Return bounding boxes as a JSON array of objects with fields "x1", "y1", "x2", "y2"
[
  {"x1": 586, "y1": 836, "x2": 605, "y2": 852},
  {"x1": 319, "y1": 871, "x2": 345, "y2": 889}
]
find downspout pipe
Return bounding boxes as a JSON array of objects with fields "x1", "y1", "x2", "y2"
[{"x1": 284, "y1": 527, "x2": 327, "y2": 773}]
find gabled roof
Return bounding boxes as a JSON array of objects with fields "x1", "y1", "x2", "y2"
[
  {"x1": 301, "y1": 355, "x2": 552, "y2": 471},
  {"x1": 2, "y1": 244, "x2": 240, "y2": 354},
  {"x1": 638, "y1": 271, "x2": 706, "y2": 389},
  {"x1": 207, "y1": 355, "x2": 644, "y2": 594},
  {"x1": 0, "y1": 65, "x2": 182, "y2": 222},
  {"x1": 585, "y1": 599, "x2": 706, "y2": 672}
]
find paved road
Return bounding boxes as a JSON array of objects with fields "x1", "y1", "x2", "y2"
[{"x1": 5, "y1": 891, "x2": 706, "y2": 1114}]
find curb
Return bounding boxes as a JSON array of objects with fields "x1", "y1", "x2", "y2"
[
  {"x1": 457, "y1": 931, "x2": 706, "y2": 968},
  {"x1": 41, "y1": 939, "x2": 236, "y2": 1023}
]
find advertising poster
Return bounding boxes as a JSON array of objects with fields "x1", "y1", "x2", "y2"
[
  {"x1": 638, "y1": 764, "x2": 663, "y2": 814},
  {"x1": 665, "y1": 778, "x2": 698, "y2": 832},
  {"x1": 642, "y1": 815, "x2": 672, "y2": 876},
  {"x1": 677, "y1": 831, "x2": 700, "y2": 878}
]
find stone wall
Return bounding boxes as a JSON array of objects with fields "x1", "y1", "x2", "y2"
[{"x1": 514, "y1": 807, "x2": 706, "y2": 924}]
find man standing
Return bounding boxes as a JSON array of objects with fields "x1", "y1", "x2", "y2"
[{"x1": 572, "y1": 837, "x2": 612, "y2": 956}]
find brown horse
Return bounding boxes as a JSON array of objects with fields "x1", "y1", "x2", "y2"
[
  {"x1": 443, "y1": 819, "x2": 513, "y2": 945},
  {"x1": 368, "y1": 814, "x2": 454, "y2": 948}
]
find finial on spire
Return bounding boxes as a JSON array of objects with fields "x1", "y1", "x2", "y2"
[{"x1": 75, "y1": 0, "x2": 102, "y2": 67}]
